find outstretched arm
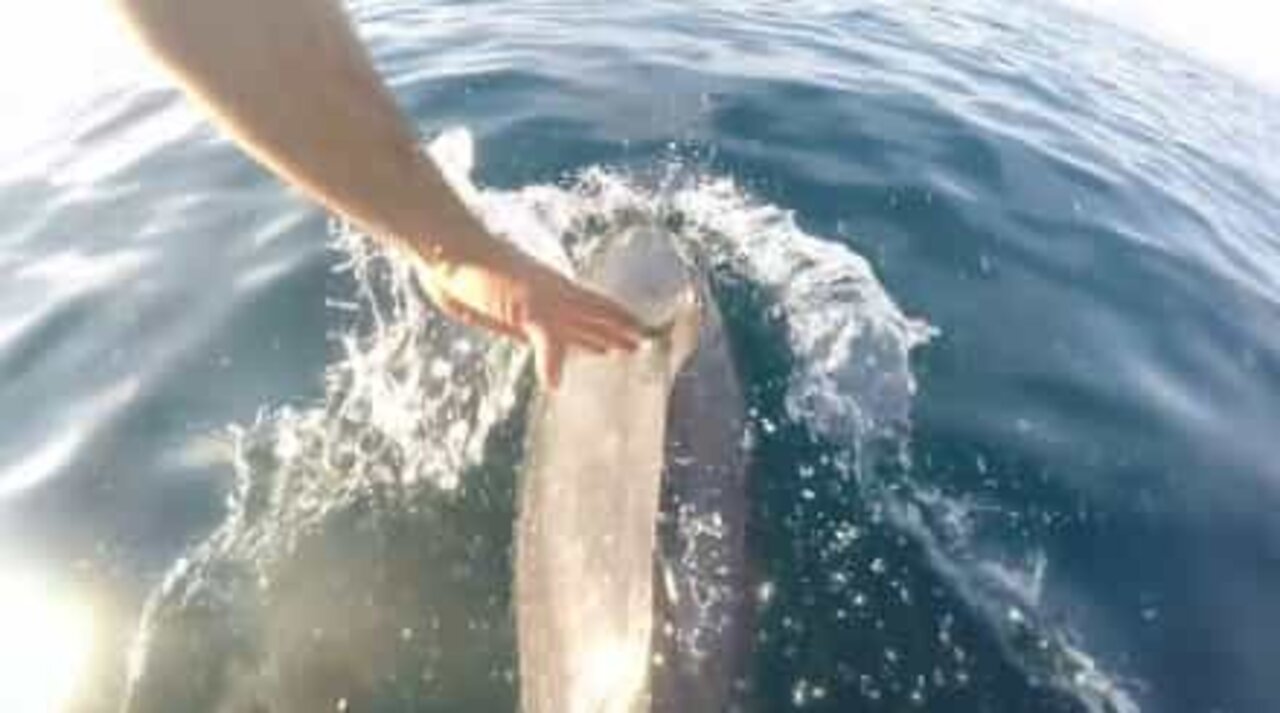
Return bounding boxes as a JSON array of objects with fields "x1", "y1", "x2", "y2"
[{"x1": 112, "y1": 0, "x2": 642, "y2": 386}]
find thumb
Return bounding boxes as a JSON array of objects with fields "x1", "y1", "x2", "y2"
[{"x1": 527, "y1": 324, "x2": 565, "y2": 389}]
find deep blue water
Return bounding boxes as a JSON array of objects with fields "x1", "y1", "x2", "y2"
[{"x1": 2, "y1": 1, "x2": 1280, "y2": 711}]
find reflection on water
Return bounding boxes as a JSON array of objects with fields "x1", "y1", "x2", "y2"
[
  {"x1": 0, "y1": 570, "x2": 94, "y2": 712},
  {"x1": 2, "y1": 0, "x2": 1280, "y2": 711}
]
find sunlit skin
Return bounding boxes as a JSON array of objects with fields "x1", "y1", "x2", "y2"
[{"x1": 111, "y1": 0, "x2": 646, "y2": 388}]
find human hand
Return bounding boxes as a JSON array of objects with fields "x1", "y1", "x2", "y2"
[{"x1": 418, "y1": 239, "x2": 645, "y2": 388}]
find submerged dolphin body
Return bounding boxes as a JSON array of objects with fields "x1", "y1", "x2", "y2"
[{"x1": 516, "y1": 225, "x2": 751, "y2": 712}]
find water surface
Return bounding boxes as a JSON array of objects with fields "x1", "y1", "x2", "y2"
[{"x1": 2, "y1": 1, "x2": 1279, "y2": 711}]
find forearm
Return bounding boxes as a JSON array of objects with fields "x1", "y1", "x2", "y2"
[{"x1": 114, "y1": 0, "x2": 490, "y2": 263}]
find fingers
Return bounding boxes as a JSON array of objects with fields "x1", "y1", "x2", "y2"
[
  {"x1": 423, "y1": 249, "x2": 655, "y2": 392},
  {"x1": 570, "y1": 310, "x2": 644, "y2": 347},
  {"x1": 561, "y1": 322, "x2": 618, "y2": 354},
  {"x1": 439, "y1": 290, "x2": 617, "y2": 377},
  {"x1": 526, "y1": 324, "x2": 565, "y2": 389},
  {"x1": 437, "y1": 295, "x2": 526, "y2": 341},
  {"x1": 566, "y1": 286, "x2": 647, "y2": 338},
  {"x1": 550, "y1": 290, "x2": 646, "y2": 351}
]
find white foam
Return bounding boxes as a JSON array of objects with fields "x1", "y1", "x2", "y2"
[{"x1": 130, "y1": 128, "x2": 1137, "y2": 712}]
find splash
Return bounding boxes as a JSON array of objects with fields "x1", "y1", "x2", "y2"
[
  {"x1": 123, "y1": 130, "x2": 1137, "y2": 712},
  {"x1": 892, "y1": 487, "x2": 1141, "y2": 713}
]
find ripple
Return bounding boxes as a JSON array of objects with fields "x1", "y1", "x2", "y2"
[{"x1": 0, "y1": 377, "x2": 141, "y2": 498}]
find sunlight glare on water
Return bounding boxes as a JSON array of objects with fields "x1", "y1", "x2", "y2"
[
  {"x1": 3, "y1": 1, "x2": 1280, "y2": 711},
  {"x1": 0, "y1": 571, "x2": 94, "y2": 713},
  {"x1": 579, "y1": 640, "x2": 649, "y2": 713}
]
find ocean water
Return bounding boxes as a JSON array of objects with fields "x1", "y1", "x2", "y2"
[{"x1": 2, "y1": 1, "x2": 1279, "y2": 711}]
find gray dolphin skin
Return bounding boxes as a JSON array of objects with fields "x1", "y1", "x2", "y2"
[{"x1": 517, "y1": 226, "x2": 751, "y2": 712}]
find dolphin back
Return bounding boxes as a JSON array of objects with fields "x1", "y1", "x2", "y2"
[{"x1": 516, "y1": 226, "x2": 700, "y2": 713}]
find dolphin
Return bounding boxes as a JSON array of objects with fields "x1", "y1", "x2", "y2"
[
  {"x1": 120, "y1": 131, "x2": 752, "y2": 713},
  {"x1": 516, "y1": 224, "x2": 752, "y2": 712}
]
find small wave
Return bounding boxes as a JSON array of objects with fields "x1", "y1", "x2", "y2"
[{"x1": 896, "y1": 486, "x2": 1141, "y2": 713}]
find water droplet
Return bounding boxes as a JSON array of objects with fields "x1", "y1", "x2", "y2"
[{"x1": 757, "y1": 581, "x2": 776, "y2": 605}]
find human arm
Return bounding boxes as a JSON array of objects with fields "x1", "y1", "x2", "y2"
[{"x1": 111, "y1": 0, "x2": 643, "y2": 386}]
